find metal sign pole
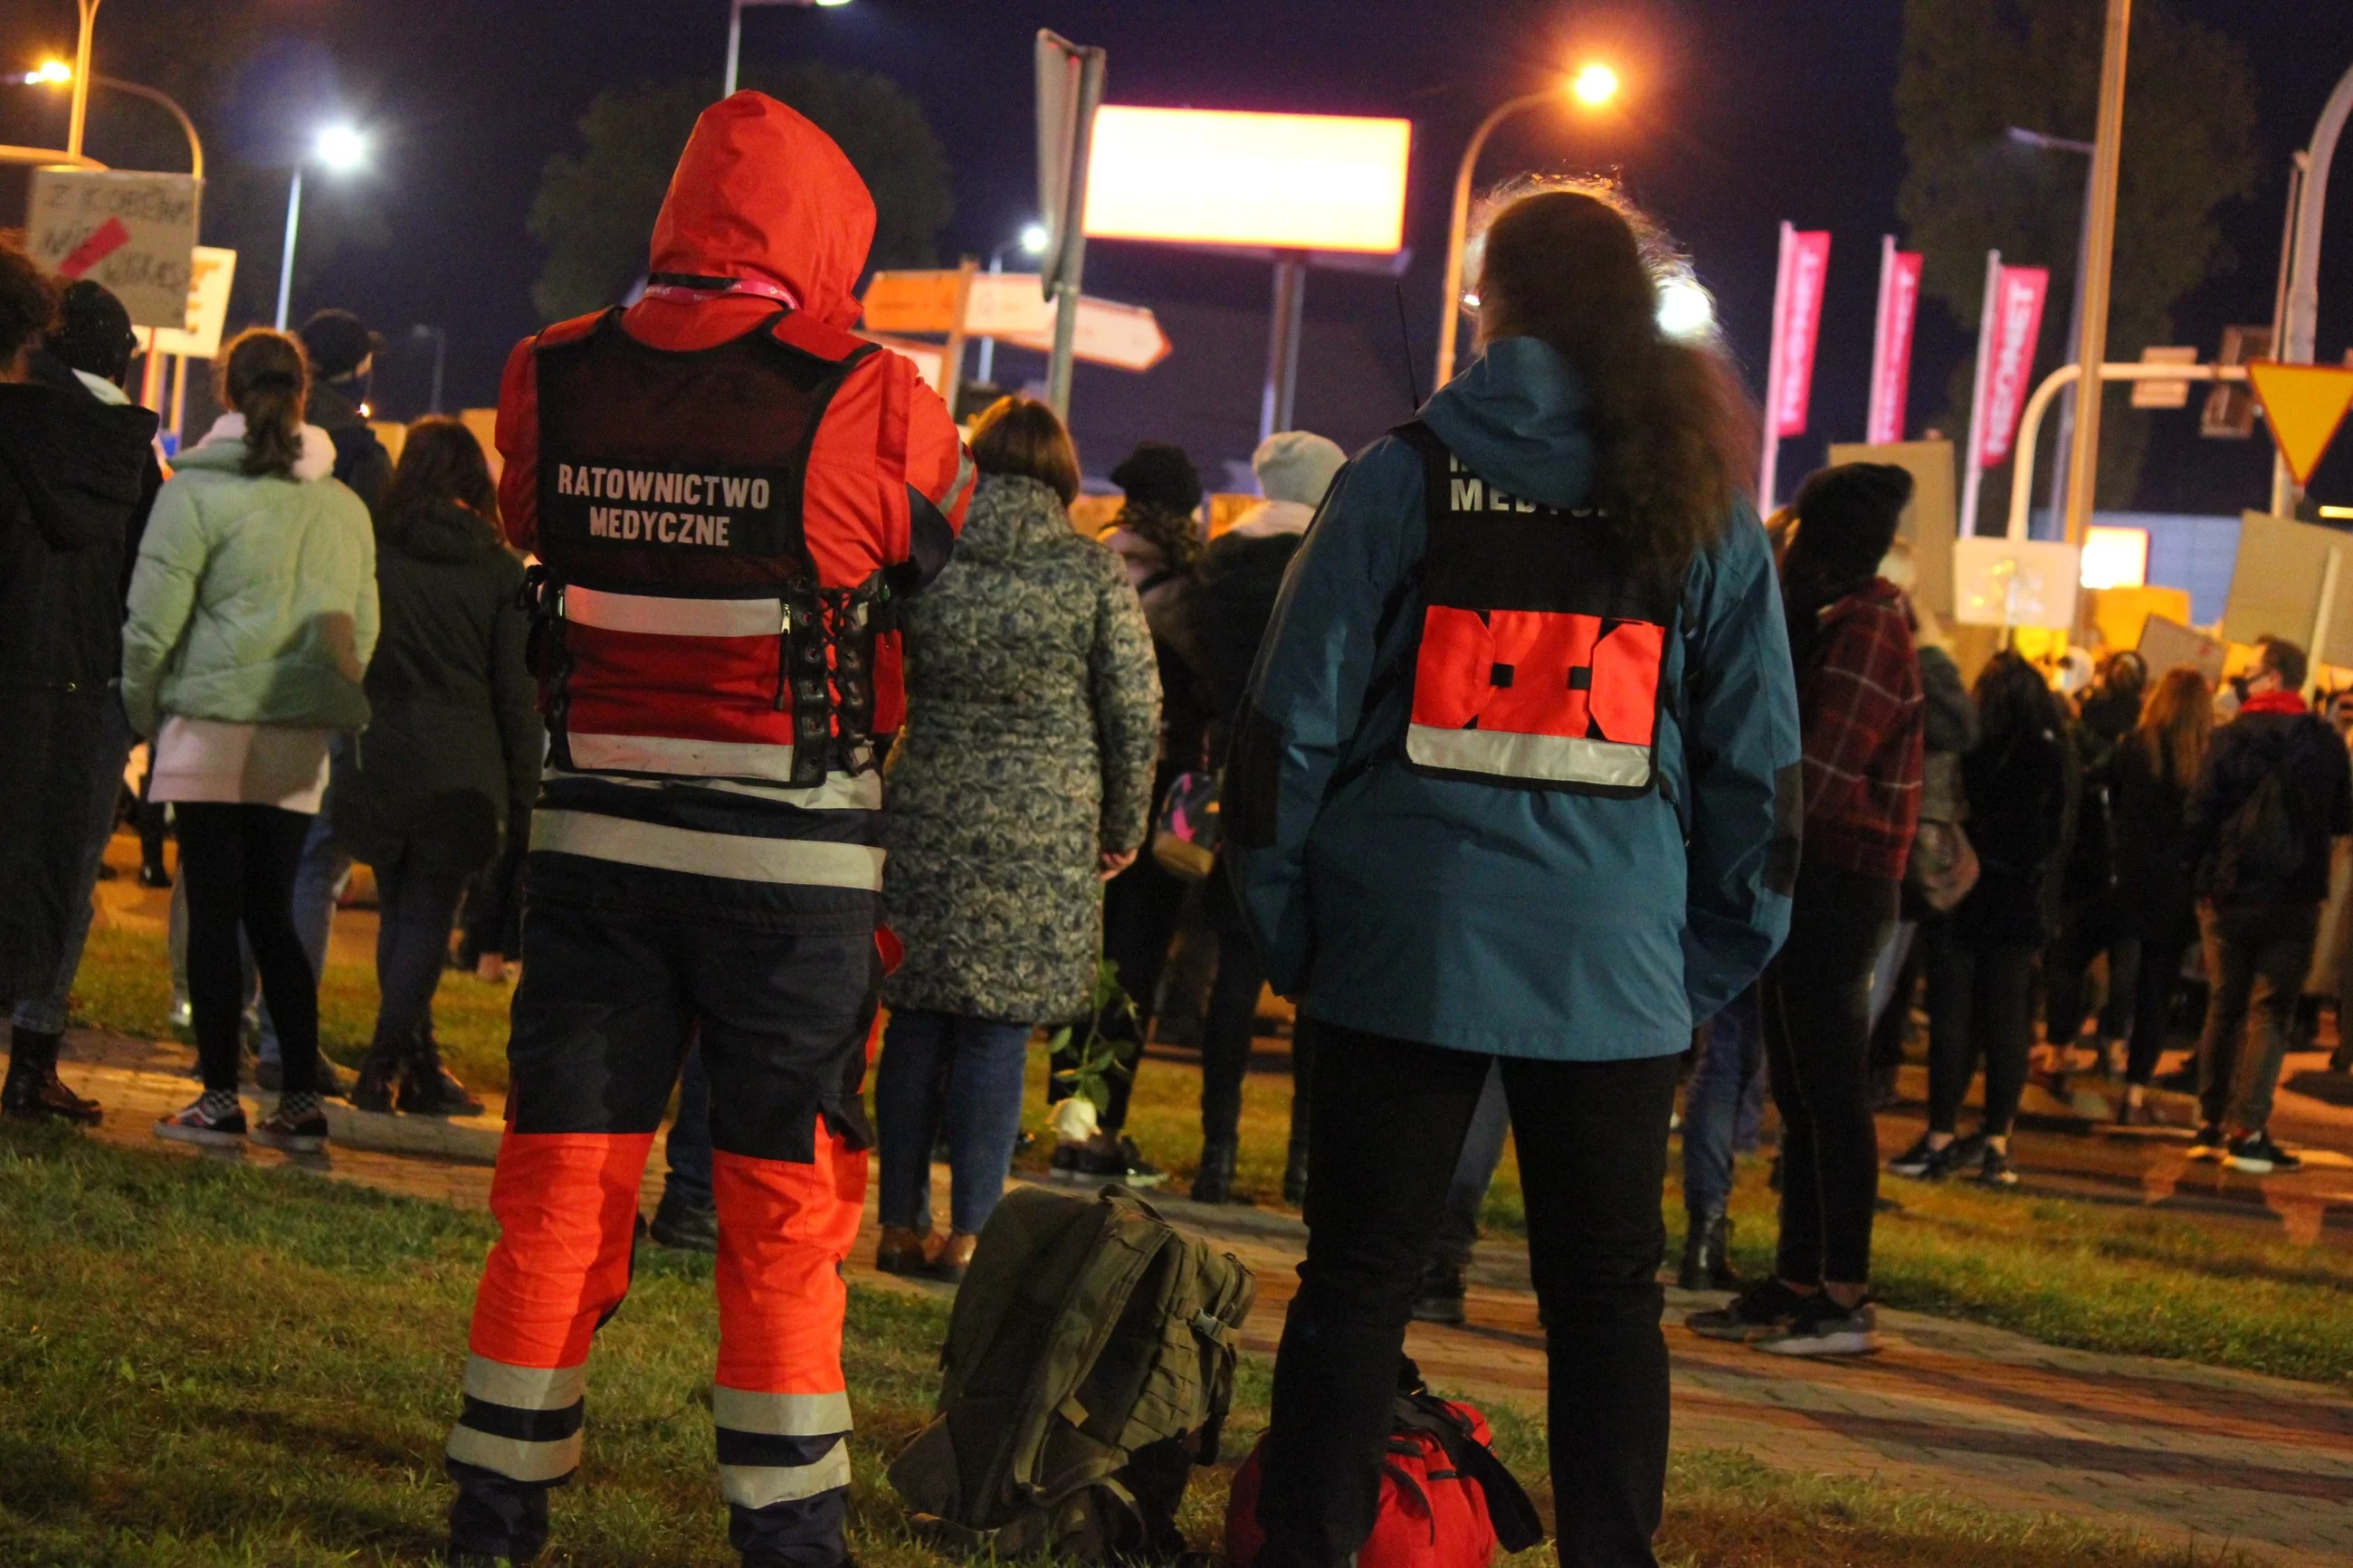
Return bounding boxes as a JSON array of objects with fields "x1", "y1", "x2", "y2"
[{"x1": 1959, "y1": 249, "x2": 2002, "y2": 538}]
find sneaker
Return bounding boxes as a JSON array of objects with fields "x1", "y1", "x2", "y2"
[
  {"x1": 1410, "y1": 1258, "x2": 1466, "y2": 1325},
  {"x1": 156, "y1": 1092, "x2": 246, "y2": 1147},
  {"x1": 138, "y1": 861, "x2": 172, "y2": 889},
  {"x1": 2186, "y1": 1123, "x2": 2228, "y2": 1161},
  {"x1": 1756, "y1": 1292, "x2": 1881, "y2": 1357},
  {"x1": 1685, "y1": 1277, "x2": 1810, "y2": 1342},
  {"x1": 167, "y1": 995, "x2": 193, "y2": 1031},
  {"x1": 2227, "y1": 1129, "x2": 2301, "y2": 1174},
  {"x1": 251, "y1": 1101, "x2": 329, "y2": 1154},
  {"x1": 1887, "y1": 1134, "x2": 1957, "y2": 1180},
  {"x1": 1975, "y1": 1146, "x2": 2020, "y2": 1187}
]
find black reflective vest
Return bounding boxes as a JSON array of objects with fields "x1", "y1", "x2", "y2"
[{"x1": 1394, "y1": 421, "x2": 1673, "y2": 798}]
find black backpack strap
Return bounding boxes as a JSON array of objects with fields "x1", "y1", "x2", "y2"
[{"x1": 1392, "y1": 1383, "x2": 1547, "y2": 1554}]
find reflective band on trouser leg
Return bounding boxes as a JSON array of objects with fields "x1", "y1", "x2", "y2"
[
  {"x1": 710, "y1": 1127, "x2": 868, "y2": 1515},
  {"x1": 450, "y1": 1131, "x2": 658, "y2": 1484}
]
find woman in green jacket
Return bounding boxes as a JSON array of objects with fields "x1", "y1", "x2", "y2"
[{"x1": 123, "y1": 328, "x2": 377, "y2": 1154}]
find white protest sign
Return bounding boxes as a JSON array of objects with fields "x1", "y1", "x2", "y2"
[
  {"x1": 131, "y1": 246, "x2": 237, "y2": 359},
  {"x1": 26, "y1": 167, "x2": 203, "y2": 329}
]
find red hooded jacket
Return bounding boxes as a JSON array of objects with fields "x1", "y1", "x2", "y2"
[{"x1": 494, "y1": 94, "x2": 972, "y2": 920}]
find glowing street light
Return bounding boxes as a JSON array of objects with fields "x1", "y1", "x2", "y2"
[
  {"x1": 276, "y1": 123, "x2": 371, "y2": 331},
  {"x1": 16, "y1": 59, "x2": 205, "y2": 177},
  {"x1": 1434, "y1": 62, "x2": 1626, "y2": 388},
  {"x1": 25, "y1": 59, "x2": 71, "y2": 85},
  {"x1": 1572, "y1": 62, "x2": 1621, "y2": 107},
  {"x1": 1655, "y1": 274, "x2": 1718, "y2": 340},
  {"x1": 1019, "y1": 222, "x2": 1050, "y2": 256}
]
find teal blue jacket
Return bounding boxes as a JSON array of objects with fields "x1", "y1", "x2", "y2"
[{"x1": 1225, "y1": 337, "x2": 1801, "y2": 1060}]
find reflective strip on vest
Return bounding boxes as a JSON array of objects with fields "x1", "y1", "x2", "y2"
[
  {"x1": 563, "y1": 584, "x2": 784, "y2": 639},
  {"x1": 532, "y1": 809, "x2": 885, "y2": 889},
  {"x1": 719, "y1": 1437, "x2": 853, "y2": 1508},
  {"x1": 1405, "y1": 724, "x2": 1655, "y2": 790},
  {"x1": 566, "y1": 730, "x2": 798, "y2": 784}
]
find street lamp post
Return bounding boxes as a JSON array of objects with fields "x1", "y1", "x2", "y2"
[
  {"x1": 723, "y1": 0, "x2": 848, "y2": 99},
  {"x1": 1434, "y1": 63, "x2": 1619, "y2": 393},
  {"x1": 24, "y1": 63, "x2": 204, "y2": 176},
  {"x1": 411, "y1": 324, "x2": 448, "y2": 413},
  {"x1": 275, "y1": 124, "x2": 368, "y2": 333},
  {"x1": 65, "y1": 0, "x2": 99, "y2": 160},
  {"x1": 2007, "y1": 127, "x2": 2094, "y2": 536},
  {"x1": 974, "y1": 222, "x2": 1048, "y2": 391},
  {"x1": 2059, "y1": 0, "x2": 2132, "y2": 547},
  {"x1": 2272, "y1": 60, "x2": 2353, "y2": 515}
]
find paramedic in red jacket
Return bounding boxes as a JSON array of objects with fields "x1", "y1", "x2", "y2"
[{"x1": 441, "y1": 93, "x2": 970, "y2": 1568}]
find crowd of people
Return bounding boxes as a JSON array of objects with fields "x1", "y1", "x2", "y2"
[{"x1": 4, "y1": 88, "x2": 2348, "y2": 1568}]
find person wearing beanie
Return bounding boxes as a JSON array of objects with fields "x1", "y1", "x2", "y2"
[
  {"x1": 1059, "y1": 440, "x2": 1215, "y2": 1188},
  {"x1": 296, "y1": 308, "x2": 393, "y2": 514},
  {"x1": 1691, "y1": 461, "x2": 1923, "y2": 1357},
  {"x1": 1184, "y1": 430, "x2": 1348, "y2": 1203}
]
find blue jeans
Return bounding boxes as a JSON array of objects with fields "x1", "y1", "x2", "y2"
[
  {"x1": 257, "y1": 806, "x2": 349, "y2": 1067},
  {"x1": 875, "y1": 1008, "x2": 1031, "y2": 1237},
  {"x1": 367, "y1": 845, "x2": 469, "y2": 1056},
  {"x1": 1432, "y1": 1061, "x2": 1510, "y2": 1267},
  {"x1": 664, "y1": 1045, "x2": 714, "y2": 1213},
  {"x1": 1682, "y1": 985, "x2": 1766, "y2": 1218},
  {"x1": 14, "y1": 696, "x2": 133, "y2": 1036}
]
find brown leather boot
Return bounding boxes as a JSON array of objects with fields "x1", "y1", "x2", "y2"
[
  {"x1": 4, "y1": 1029, "x2": 100, "y2": 1126},
  {"x1": 351, "y1": 1040, "x2": 403, "y2": 1114},
  {"x1": 876, "y1": 1226, "x2": 942, "y2": 1274}
]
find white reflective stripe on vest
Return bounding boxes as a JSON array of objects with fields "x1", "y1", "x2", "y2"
[
  {"x1": 563, "y1": 584, "x2": 783, "y2": 638},
  {"x1": 1405, "y1": 724, "x2": 1653, "y2": 789},
  {"x1": 719, "y1": 1439, "x2": 853, "y2": 1508},
  {"x1": 567, "y1": 730, "x2": 799, "y2": 784},
  {"x1": 713, "y1": 1386, "x2": 853, "y2": 1437},
  {"x1": 532, "y1": 809, "x2": 885, "y2": 889},
  {"x1": 446, "y1": 1423, "x2": 582, "y2": 1483}
]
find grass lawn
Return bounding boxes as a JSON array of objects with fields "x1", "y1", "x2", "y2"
[
  {"x1": 0, "y1": 1122, "x2": 2253, "y2": 1567},
  {"x1": 62, "y1": 914, "x2": 2353, "y2": 1386}
]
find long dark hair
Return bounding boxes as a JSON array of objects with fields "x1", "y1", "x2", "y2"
[
  {"x1": 2137, "y1": 665, "x2": 2213, "y2": 790},
  {"x1": 1974, "y1": 651, "x2": 2062, "y2": 750},
  {"x1": 380, "y1": 415, "x2": 499, "y2": 543},
  {"x1": 215, "y1": 328, "x2": 310, "y2": 480},
  {"x1": 1471, "y1": 177, "x2": 1758, "y2": 589}
]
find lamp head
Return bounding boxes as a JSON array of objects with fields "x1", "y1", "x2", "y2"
[
  {"x1": 25, "y1": 59, "x2": 71, "y2": 86},
  {"x1": 1018, "y1": 222, "x2": 1050, "y2": 256},
  {"x1": 1570, "y1": 62, "x2": 1620, "y2": 108},
  {"x1": 313, "y1": 123, "x2": 367, "y2": 172}
]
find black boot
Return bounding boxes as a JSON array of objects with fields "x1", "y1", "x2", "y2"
[
  {"x1": 352, "y1": 1039, "x2": 403, "y2": 1114},
  {"x1": 1409, "y1": 1256, "x2": 1466, "y2": 1325},
  {"x1": 1677, "y1": 1208, "x2": 1739, "y2": 1291},
  {"x1": 400, "y1": 1030, "x2": 486, "y2": 1118},
  {"x1": 1191, "y1": 1138, "x2": 1238, "y2": 1204},
  {"x1": 1281, "y1": 1140, "x2": 1309, "y2": 1208},
  {"x1": 3, "y1": 1027, "x2": 101, "y2": 1126}
]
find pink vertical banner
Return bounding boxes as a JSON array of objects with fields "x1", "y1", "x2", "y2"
[
  {"x1": 1866, "y1": 237, "x2": 1922, "y2": 445},
  {"x1": 1976, "y1": 264, "x2": 2050, "y2": 467},
  {"x1": 1771, "y1": 229, "x2": 1833, "y2": 438}
]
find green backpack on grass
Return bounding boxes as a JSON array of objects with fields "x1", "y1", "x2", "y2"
[{"x1": 887, "y1": 1183, "x2": 1258, "y2": 1559}]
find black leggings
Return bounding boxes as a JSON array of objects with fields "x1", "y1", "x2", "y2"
[
  {"x1": 1256, "y1": 1025, "x2": 1679, "y2": 1568},
  {"x1": 2124, "y1": 925, "x2": 2194, "y2": 1087},
  {"x1": 176, "y1": 803, "x2": 319, "y2": 1094},
  {"x1": 1923, "y1": 934, "x2": 2036, "y2": 1137},
  {"x1": 1761, "y1": 863, "x2": 1896, "y2": 1288}
]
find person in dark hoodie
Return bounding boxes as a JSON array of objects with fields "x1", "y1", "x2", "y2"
[
  {"x1": 0, "y1": 252, "x2": 161, "y2": 1126},
  {"x1": 333, "y1": 418, "x2": 539, "y2": 1118},
  {"x1": 297, "y1": 308, "x2": 394, "y2": 514},
  {"x1": 1189, "y1": 429, "x2": 1348, "y2": 1204},
  {"x1": 1689, "y1": 463, "x2": 1922, "y2": 1358},
  {"x1": 2180, "y1": 635, "x2": 2353, "y2": 1173},
  {"x1": 1227, "y1": 178, "x2": 1799, "y2": 1568}
]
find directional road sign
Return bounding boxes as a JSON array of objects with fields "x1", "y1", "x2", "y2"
[{"x1": 859, "y1": 270, "x2": 1170, "y2": 373}]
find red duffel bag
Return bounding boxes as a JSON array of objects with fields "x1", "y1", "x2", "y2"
[{"x1": 1226, "y1": 1361, "x2": 1545, "y2": 1568}]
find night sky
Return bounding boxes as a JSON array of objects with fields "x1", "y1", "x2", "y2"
[{"x1": 3, "y1": 0, "x2": 2349, "y2": 508}]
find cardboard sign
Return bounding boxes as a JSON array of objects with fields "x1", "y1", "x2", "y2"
[
  {"x1": 130, "y1": 246, "x2": 237, "y2": 359},
  {"x1": 26, "y1": 167, "x2": 203, "y2": 329},
  {"x1": 2136, "y1": 613, "x2": 2226, "y2": 684},
  {"x1": 1951, "y1": 537, "x2": 2081, "y2": 630},
  {"x1": 2222, "y1": 508, "x2": 2353, "y2": 666}
]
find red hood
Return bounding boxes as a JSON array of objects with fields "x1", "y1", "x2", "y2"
[{"x1": 647, "y1": 92, "x2": 874, "y2": 330}]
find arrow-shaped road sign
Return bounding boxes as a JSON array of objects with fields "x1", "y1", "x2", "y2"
[
  {"x1": 861, "y1": 270, "x2": 1170, "y2": 374},
  {"x1": 2247, "y1": 360, "x2": 2353, "y2": 487}
]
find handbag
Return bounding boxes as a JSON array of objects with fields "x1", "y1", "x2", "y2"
[{"x1": 1150, "y1": 770, "x2": 1222, "y2": 881}]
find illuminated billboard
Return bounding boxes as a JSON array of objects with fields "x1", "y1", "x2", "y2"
[{"x1": 1082, "y1": 106, "x2": 1412, "y2": 254}]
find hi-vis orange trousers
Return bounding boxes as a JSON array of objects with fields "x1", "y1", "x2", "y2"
[{"x1": 444, "y1": 896, "x2": 879, "y2": 1563}]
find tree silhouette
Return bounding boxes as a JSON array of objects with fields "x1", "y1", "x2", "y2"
[
  {"x1": 1896, "y1": 0, "x2": 2257, "y2": 509},
  {"x1": 529, "y1": 62, "x2": 952, "y2": 323}
]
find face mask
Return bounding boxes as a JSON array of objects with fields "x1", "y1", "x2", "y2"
[{"x1": 1877, "y1": 549, "x2": 1917, "y2": 592}]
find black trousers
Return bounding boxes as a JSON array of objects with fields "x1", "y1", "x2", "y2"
[
  {"x1": 1760, "y1": 863, "x2": 1896, "y2": 1287},
  {"x1": 175, "y1": 803, "x2": 319, "y2": 1095},
  {"x1": 2197, "y1": 902, "x2": 2320, "y2": 1133},
  {"x1": 1924, "y1": 934, "x2": 2036, "y2": 1137},
  {"x1": 2123, "y1": 922, "x2": 2195, "y2": 1087},
  {"x1": 1256, "y1": 1024, "x2": 1679, "y2": 1568},
  {"x1": 1199, "y1": 864, "x2": 1314, "y2": 1152}
]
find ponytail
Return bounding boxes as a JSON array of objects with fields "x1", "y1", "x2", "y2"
[{"x1": 216, "y1": 328, "x2": 310, "y2": 480}]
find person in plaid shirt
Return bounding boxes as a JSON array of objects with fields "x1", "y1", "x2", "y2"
[{"x1": 1691, "y1": 462, "x2": 1923, "y2": 1358}]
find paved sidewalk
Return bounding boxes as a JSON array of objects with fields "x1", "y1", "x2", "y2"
[{"x1": 52, "y1": 1026, "x2": 2353, "y2": 1567}]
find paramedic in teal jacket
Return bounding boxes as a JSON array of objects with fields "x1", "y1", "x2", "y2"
[{"x1": 1228, "y1": 181, "x2": 1802, "y2": 1568}]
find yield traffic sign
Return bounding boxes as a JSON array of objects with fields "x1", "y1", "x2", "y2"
[{"x1": 2247, "y1": 360, "x2": 2353, "y2": 486}]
